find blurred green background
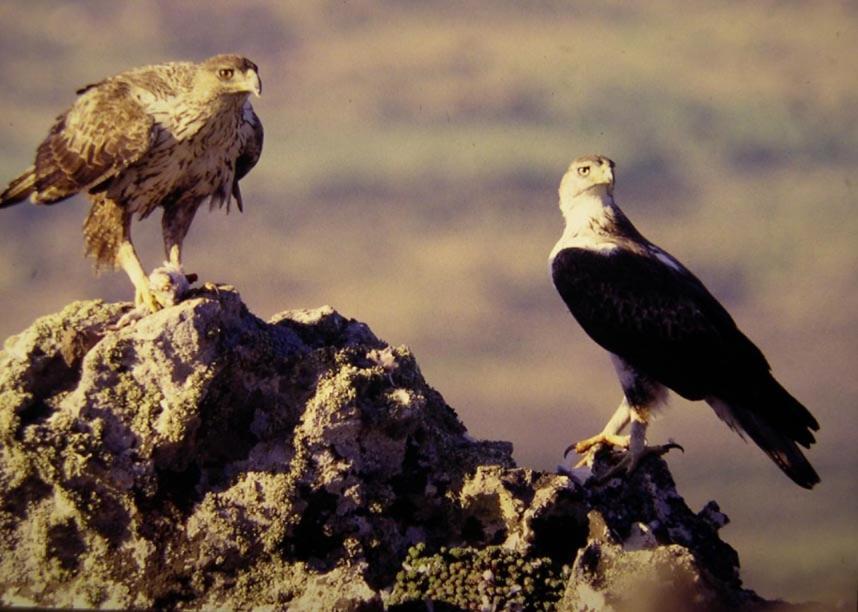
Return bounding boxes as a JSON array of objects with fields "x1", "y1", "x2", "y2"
[{"x1": 1, "y1": 1, "x2": 855, "y2": 606}]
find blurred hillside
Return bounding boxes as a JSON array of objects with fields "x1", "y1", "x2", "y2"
[{"x1": 0, "y1": 1, "x2": 856, "y2": 606}]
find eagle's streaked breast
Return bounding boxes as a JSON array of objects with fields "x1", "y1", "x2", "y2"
[{"x1": 106, "y1": 77, "x2": 252, "y2": 219}]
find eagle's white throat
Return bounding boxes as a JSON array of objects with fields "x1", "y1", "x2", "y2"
[{"x1": 550, "y1": 186, "x2": 618, "y2": 261}]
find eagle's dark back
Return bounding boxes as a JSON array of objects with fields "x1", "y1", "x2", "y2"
[{"x1": 551, "y1": 220, "x2": 819, "y2": 488}]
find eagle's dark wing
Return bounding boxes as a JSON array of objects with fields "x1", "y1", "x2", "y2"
[
  {"x1": 230, "y1": 101, "x2": 264, "y2": 213},
  {"x1": 31, "y1": 79, "x2": 156, "y2": 204},
  {"x1": 552, "y1": 245, "x2": 820, "y2": 488},
  {"x1": 551, "y1": 246, "x2": 767, "y2": 400}
]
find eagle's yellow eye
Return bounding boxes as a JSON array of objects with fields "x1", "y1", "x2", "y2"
[
  {"x1": 217, "y1": 68, "x2": 235, "y2": 80},
  {"x1": 577, "y1": 166, "x2": 590, "y2": 176}
]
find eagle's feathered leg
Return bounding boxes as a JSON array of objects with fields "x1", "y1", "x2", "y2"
[
  {"x1": 571, "y1": 356, "x2": 683, "y2": 477},
  {"x1": 130, "y1": 202, "x2": 201, "y2": 309},
  {"x1": 161, "y1": 202, "x2": 201, "y2": 275},
  {"x1": 84, "y1": 194, "x2": 159, "y2": 312},
  {"x1": 117, "y1": 242, "x2": 160, "y2": 312}
]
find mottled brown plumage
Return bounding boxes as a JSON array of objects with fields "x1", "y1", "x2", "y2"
[{"x1": 1, "y1": 54, "x2": 264, "y2": 311}]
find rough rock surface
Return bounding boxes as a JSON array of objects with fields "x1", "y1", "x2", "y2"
[{"x1": 0, "y1": 287, "x2": 813, "y2": 610}]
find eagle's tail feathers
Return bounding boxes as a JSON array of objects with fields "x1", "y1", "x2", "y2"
[
  {"x1": 741, "y1": 409, "x2": 820, "y2": 489},
  {"x1": 707, "y1": 389, "x2": 820, "y2": 489},
  {"x1": 0, "y1": 167, "x2": 36, "y2": 208},
  {"x1": 766, "y1": 378, "x2": 819, "y2": 447}
]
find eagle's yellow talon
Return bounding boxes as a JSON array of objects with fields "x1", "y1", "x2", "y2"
[
  {"x1": 568, "y1": 432, "x2": 632, "y2": 469},
  {"x1": 595, "y1": 442, "x2": 684, "y2": 483},
  {"x1": 135, "y1": 285, "x2": 162, "y2": 313},
  {"x1": 569, "y1": 432, "x2": 630, "y2": 457}
]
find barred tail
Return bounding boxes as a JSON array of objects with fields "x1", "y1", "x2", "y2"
[{"x1": 0, "y1": 166, "x2": 36, "y2": 208}]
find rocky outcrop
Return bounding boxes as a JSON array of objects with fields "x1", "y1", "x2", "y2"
[{"x1": 0, "y1": 287, "x2": 808, "y2": 610}]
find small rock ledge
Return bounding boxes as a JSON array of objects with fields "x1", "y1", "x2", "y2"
[{"x1": 0, "y1": 287, "x2": 812, "y2": 610}]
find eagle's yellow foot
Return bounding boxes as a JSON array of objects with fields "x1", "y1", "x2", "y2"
[
  {"x1": 135, "y1": 284, "x2": 163, "y2": 313},
  {"x1": 596, "y1": 441, "x2": 684, "y2": 483},
  {"x1": 567, "y1": 432, "x2": 631, "y2": 469},
  {"x1": 567, "y1": 432, "x2": 631, "y2": 457},
  {"x1": 201, "y1": 281, "x2": 225, "y2": 295}
]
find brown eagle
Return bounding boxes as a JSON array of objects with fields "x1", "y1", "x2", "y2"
[
  {"x1": 0, "y1": 54, "x2": 264, "y2": 311},
  {"x1": 550, "y1": 155, "x2": 819, "y2": 488}
]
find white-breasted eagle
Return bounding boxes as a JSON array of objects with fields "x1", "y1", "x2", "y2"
[
  {"x1": 549, "y1": 154, "x2": 819, "y2": 489},
  {"x1": 0, "y1": 54, "x2": 264, "y2": 311}
]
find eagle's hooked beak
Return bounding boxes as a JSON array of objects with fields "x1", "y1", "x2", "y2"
[{"x1": 247, "y1": 70, "x2": 262, "y2": 97}]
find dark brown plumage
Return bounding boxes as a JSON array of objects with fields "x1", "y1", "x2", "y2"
[{"x1": 1, "y1": 54, "x2": 264, "y2": 311}]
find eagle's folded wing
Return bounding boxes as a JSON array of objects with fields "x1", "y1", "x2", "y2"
[
  {"x1": 551, "y1": 246, "x2": 769, "y2": 401},
  {"x1": 32, "y1": 79, "x2": 155, "y2": 204}
]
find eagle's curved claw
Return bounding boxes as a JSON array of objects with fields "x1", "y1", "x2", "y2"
[
  {"x1": 595, "y1": 441, "x2": 684, "y2": 483},
  {"x1": 565, "y1": 432, "x2": 630, "y2": 458},
  {"x1": 135, "y1": 284, "x2": 163, "y2": 313},
  {"x1": 129, "y1": 263, "x2": 190, "y2": 315},
  {"x1": 662, "y1": 439, "x2": 685, "y2": 454}
]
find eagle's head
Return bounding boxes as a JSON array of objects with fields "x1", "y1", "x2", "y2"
[
  {"x1": 559, "y1": 154, "x2": 616, "y2": 200},
  {"x1": 196, "y1": 54, "x2": 262, "y2": 100}
]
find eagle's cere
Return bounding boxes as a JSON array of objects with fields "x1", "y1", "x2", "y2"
[
  {"x1": 550, "y1": 155, "x2": 820, "y2": 489},
  {"x1": 0, "y1": 54, "x2": 264, "y2": 312}
]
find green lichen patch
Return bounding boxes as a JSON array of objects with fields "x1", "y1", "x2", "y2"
[{"x1": 388, "y1": 543, "x2": 570, "y2": 610}]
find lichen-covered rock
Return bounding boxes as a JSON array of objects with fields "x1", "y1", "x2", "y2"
[
  {"x1": 0, "y1": 287, "x2": 511, "y2": 608},
  {"x1": 558, "y1": 458, "x2": 760, "y2": 612},
  {"x1": 0, "y1": 287, "x2": 810, "y2": 610}
]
